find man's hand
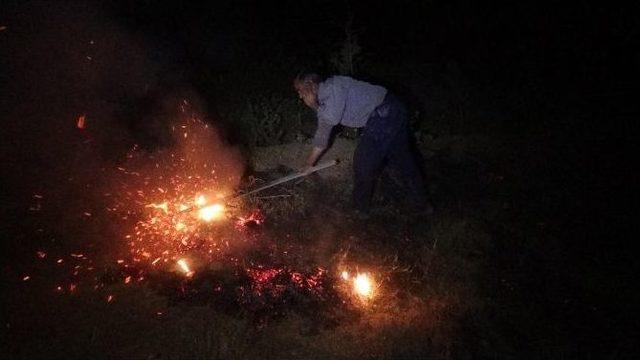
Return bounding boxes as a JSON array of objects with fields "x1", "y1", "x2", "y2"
[
  {"x1": 305, "y1": 146, "x2": 325, "y2": 168},
  {"x1": 299, "y1": 165, "x2": 314, "y2": 176},
  {"x1": 299, "y1": 146, "x2": 325, "y2": 176}
]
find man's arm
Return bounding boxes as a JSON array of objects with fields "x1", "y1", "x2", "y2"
[
  {"x1": 303, "y1": 120, "x2": 334, "y2": 174},
  {"x1": 301, "y1": 146, "x2": 325, "y2": 174},
  {"x1": 306, "y1": 146, "x2": 325, "y2": 167}
]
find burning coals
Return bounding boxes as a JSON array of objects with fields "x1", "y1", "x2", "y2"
[
  {"x1": 105, "y1": 105, "x2": 245, "y2": 271},
  {"x1": 21, "y1": 100, "x2": 381, "y2": 321}
]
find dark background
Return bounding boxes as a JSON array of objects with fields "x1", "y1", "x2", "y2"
[{"x1": 1, "y1": 0, "x2": 637, "y2": 357}]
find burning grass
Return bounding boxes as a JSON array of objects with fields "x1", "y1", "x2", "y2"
[{"x1": 5, "y1": 99, "x2": 491, "y2": 359}]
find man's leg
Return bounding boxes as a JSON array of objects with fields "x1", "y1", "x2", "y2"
[
  {"x1": 388, "y1": 125, "x2": 429, "y2": 210},
  {"x1": 353, "y1": 122, "x2": 387, "y2": 213}
]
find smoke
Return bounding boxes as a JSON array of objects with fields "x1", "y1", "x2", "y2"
[
  {"x1": 0, "y1": 2, "x2": 245, "y2": 251},
  {"x1": 1, "y1": 2, "x2": 146, "y2": 206}
]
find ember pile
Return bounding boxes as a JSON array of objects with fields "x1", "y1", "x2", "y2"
[{"x1": 22, "y1": 100, "x2": 382, "y2": 321}]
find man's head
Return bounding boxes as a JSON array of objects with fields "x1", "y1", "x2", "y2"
[{"x1": 293, "y1": 73, "x2": 320, "y2": 109}]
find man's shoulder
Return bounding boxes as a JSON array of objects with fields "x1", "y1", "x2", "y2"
[
  {"x1": 322, "y1": 75, "x2": 355, "y2": 87},
  {"x1": 319, "y1": 76, "x2": 345, "y2": 97},
  {"x1": 320, "y1": 75, "x2": 385, "y2": 96}
]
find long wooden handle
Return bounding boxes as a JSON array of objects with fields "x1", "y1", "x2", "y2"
[
  {"x1": 232, "y1": 159, "x2": 339, "y2": 199},
  {"x1": 178, "y1": 159, "x2": 339, "y2": 213}
]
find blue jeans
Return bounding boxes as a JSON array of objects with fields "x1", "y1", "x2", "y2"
[{"x1": 353, "y1": 93, "x2": 427, "y2": 212}]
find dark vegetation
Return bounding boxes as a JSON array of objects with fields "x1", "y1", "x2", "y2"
[{"x1": 1, "y1": 1, "x2": 636, "y2": 358}]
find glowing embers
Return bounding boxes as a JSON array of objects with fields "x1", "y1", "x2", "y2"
[
  {"x1": 197, "y1": 203, "x2": 225, "y2": 222},
  {"x1": 194, "y1": 194, "x2": 227, "y2": 222},
  {"x1": 354, "y1": 273, "x2": 374, "y2": 299},
  {"x1": 177, "y1": 258, "x2": 194, "y2": 277},
  {"x1": 235, "y1": 209, "x2": 265, "y2": 230},
  {"x1": 131, "y1": 193, "x2": 230, "y2": 266},
  {"x1": 245, "y1": 267, "x2": 327, "y2": 298},
  {"x1": 76, "y1": 114, "x2": 86, "y2": 129},
  {"x1": 146, "y1": 201, "x2": 169, "y2": 214},
  {"x1": 340, "y1": 270, "x2": 376, "y2": 300}
]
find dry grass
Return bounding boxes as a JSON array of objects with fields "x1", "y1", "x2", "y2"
[{"x1": 3, "y1": 136, "x2": 566, "y2": 359}]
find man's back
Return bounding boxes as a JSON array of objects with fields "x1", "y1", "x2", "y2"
[{"x1": 316, "y1": 76, "x2": 387, "y2": 128}]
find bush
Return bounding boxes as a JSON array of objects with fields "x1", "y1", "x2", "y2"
[{"x1": 237, "y1": 92, "x2": 305, "y2": 147}]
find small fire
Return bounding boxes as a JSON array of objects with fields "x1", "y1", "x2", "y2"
[
  {"x1": 177, "y1": 258, "x2": 194, "y2": 277},
  {"x1": 197, "y1": 203, "x2": 225, "y2": 222},
  {"x1": 341, "y1": 270, "x2": 376, "y2": 300},
  {"x1": 354, "y1": 273, "x2": 374, "y2": 299},
  {"x1": 341, "y1": 271, "x2": 349, "y2": 280}
]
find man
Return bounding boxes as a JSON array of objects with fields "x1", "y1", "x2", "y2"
[{"x1": 294, "y1": 73, "x2": 431, "y2": 216}]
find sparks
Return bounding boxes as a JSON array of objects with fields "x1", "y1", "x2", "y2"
[
  {"x1": 341, "y1": 271, "x2": 350, "y2": 280},
  {"x1": 177, "y1": 258, "x2": 194, "y2": 277},
  {"x1": 146, "y1": 202, "x2": 169, "y2": 214},
  {"x1": 195, "y1": 195, "x2": 207, "y2": 206},
  {"x1": 197, "y1": 203, "x2": 225, "y2": 222},
  {"x1": 76, "y1": 115, "x2": 86, "y2": 129}
]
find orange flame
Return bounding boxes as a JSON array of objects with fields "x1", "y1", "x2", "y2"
[
  {"x1": 195, "y1": 195, "x2": 207, "y2": 206},
  {"x1": 341, "y1": 271, "x2": 350, "y2": 280},
  {"x1": 76, "y1": 115, "x2": 86, "y2": 129},
  {"x1": 177, "y1": 258, "x2": 194, "y2": 277},
  {"x1": 354, "y1": 273, "x2": 374, "y2": 299},
  {"x1": 341, "y1": 270, "x2": 376, "y2": 300},
  {"x1": 197, "y1": 203, "x2": 225, "y2": 222}
]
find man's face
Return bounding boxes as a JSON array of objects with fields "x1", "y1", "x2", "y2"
[{"x1": 295, "y1": 82, "x2": 318, "y2": 109}]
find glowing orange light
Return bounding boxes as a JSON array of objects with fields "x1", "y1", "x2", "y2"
[
  {"x1": 174, "y1": 222, "x2": 186, "y2": 231},
  {"x1": 341, "y1": 271, "x2": 350, "y2": 280},
  {"x1": 146, "y1": 202, "x2": 169, "y2": 214},
  {"x1": 177, "y1": 258, "x2": 194, "y2": 277},
  {"x1": 198, "y1": 203, "x2": 224, "y2": 222},
  {"x1": 195, "y1": 195, "x2": 207, "y2": 206},
  {"x1": 77, "y1": 115, "x2": 86, "y2": 129},
  {"x1": 354, "y1": 273, "x2": 374, "y2": 299}
]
